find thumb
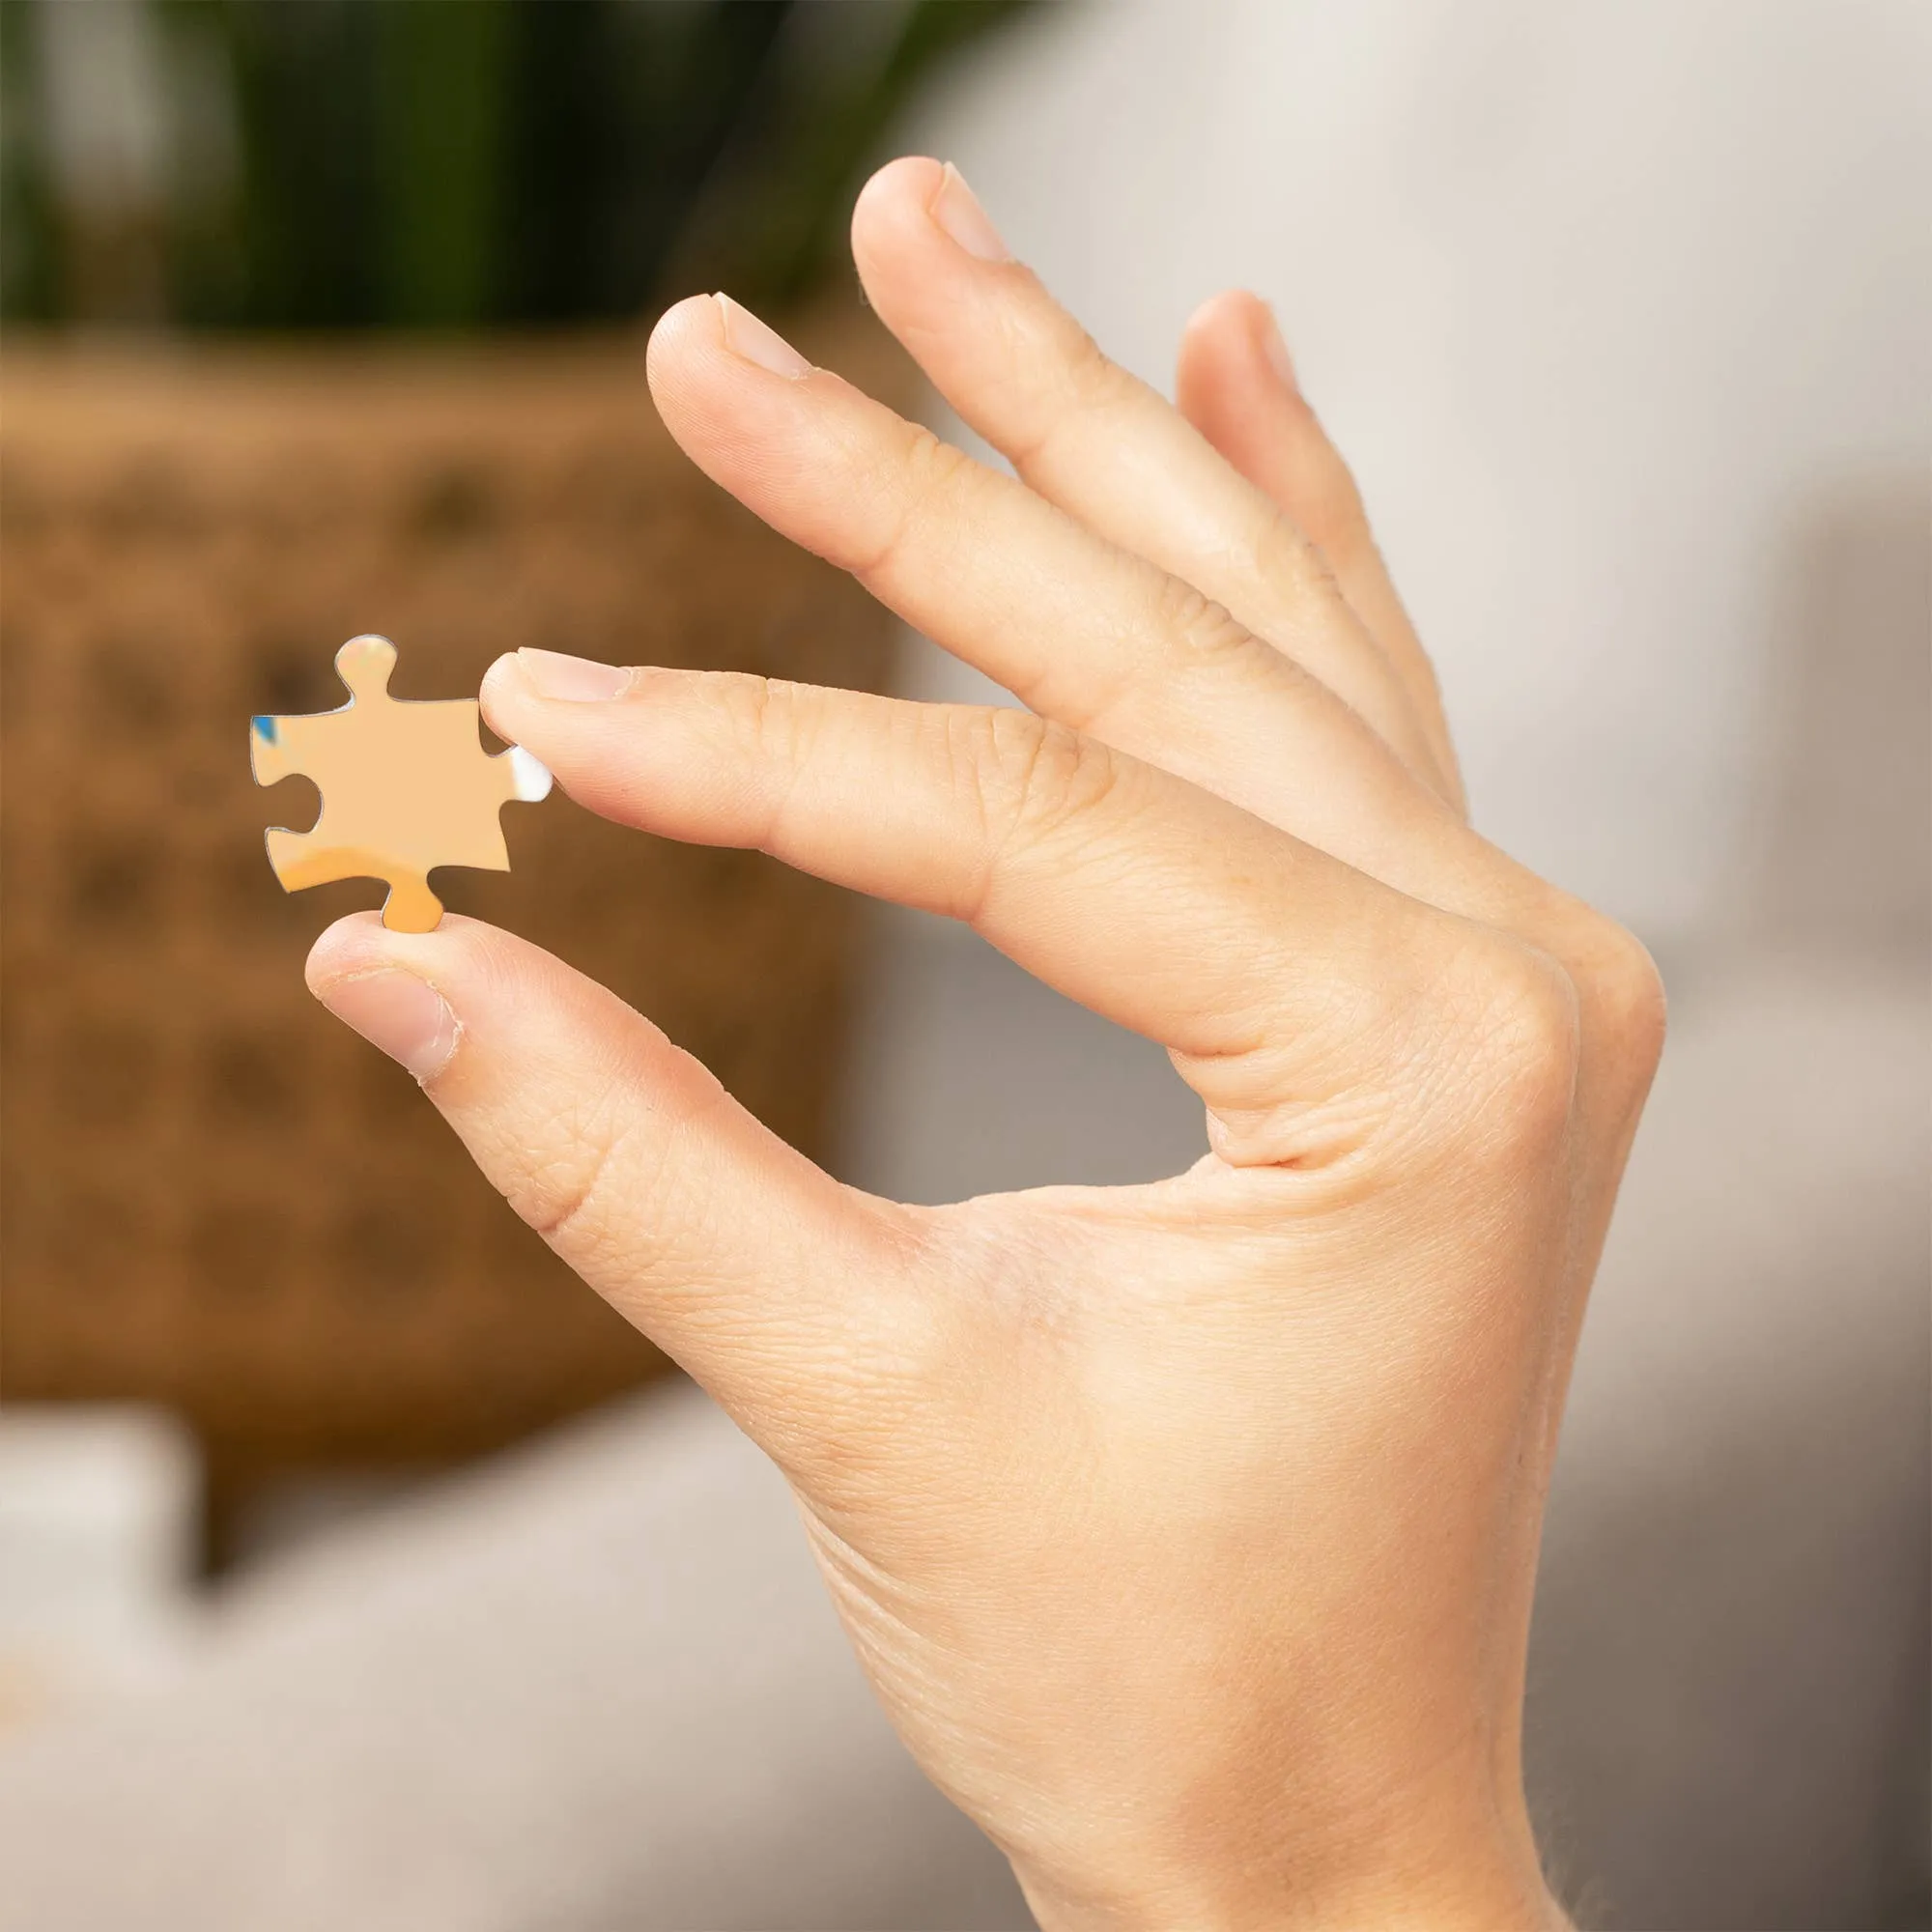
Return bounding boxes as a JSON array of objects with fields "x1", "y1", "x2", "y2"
[{"x1": 305, "y1": 911, "x2": 927, "y2": 1454}]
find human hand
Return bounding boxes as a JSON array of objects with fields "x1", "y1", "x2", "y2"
[{"x1": 307, "y1": 157, "x2": 1662, "y2": 1931}]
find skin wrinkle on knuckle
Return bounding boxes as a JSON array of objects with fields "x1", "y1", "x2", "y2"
[
  {"x1": 663, "y1": 667, "x2": 777, "y2": 775},
  {"x1": 539, "y1": 1075, "x2": 740, "y2": 1291},
  {"x1": 1005, "y1": 315, "x2": 1145, "y2": 480},
  {"x1": 1149, "y1": 571, "x2": 1268, "y2": 680},
  {"x1": 1260, "y1": 515, "x2": 1350, "y2": 626},
  {"x1": 1202, "y1": 1093, "x2": 1394, "y2": 1178},
  {"x1": 494, "y1": 1089, "x2": 640, "y2": 1255},
  {"x1": 996, "y1": 717, "x2": 1122, "y2": 860},
  {"x1": 1180, "y1": 923, "x2": 1578, "y2": 1177},
  {"x1": 944, "y1": 709, "x2": 1121, "y2": 926},
  {"x1": 944, "y1": 707, "x2": 1047, "y2": 920},
  {"x1": 1236, "y1": 528, "x2": 1406, "y2": 715},
  {"x1": 848, "y1": 422, "x2": 978, "y2": 591},
  {"x1": 1180, "y1": 992, "x2": 1416, "y2": 1175},
  {"x1": 1063, "y1": 320, "x2": 1141, "y2": 419},
  {"x1": 466, "y1": 1014, "x2": 725, "y2": 1276},
  {"x1": 719, "y1": 671, "x2": 827, "y2": 853},
  {"x1": 1129, "y1": 577, "x2": 1361, "y2": 747}
]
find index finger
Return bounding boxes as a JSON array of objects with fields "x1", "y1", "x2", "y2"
[{"x1": 483, "y1": 655, "x2": 1479, "y2": 1169}]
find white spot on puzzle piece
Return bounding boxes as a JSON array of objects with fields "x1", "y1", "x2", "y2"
[
  {"x1": 249, "y1": 635, "x2": 551, "y2": 932},
  {"x1": 505, "y1": 745, "x2": 554, "y2": 803}
]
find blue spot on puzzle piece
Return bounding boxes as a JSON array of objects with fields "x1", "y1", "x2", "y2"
[{"x1": 251, "y1": 715, "x2": 277, "y2": 745}]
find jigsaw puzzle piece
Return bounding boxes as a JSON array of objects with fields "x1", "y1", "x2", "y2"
[
  {"x1": 262, "y1": 824, "x2": 448, "y2": 932},
  {"x1": 251, "y1": 635, "x2": 552, "y2": 933},
  {"x1": 247, "y1": 717, "x2": 296, "y2": 789}
]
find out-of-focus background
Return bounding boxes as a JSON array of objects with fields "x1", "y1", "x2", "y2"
[{"x1": 0, "y1": 2, "x2": 1924, "y2": 1928}]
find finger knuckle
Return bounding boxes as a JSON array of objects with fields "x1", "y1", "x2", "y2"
[
  {"x1": 700, "y1": 668, "x2": 779, "y2": 751},
  {"x1": 1573, "y1": 911, "x2": 1670, "y2": 1099},
  {"x1": 900, "y1": 421, "x2": 975, "y2": 502},
  {"x1": 491, "y1": 1044, "x2": 731, "y2": 1286},
  {"x1": 1062, "y1": 324, "x2": 1141, "y2": 418},
  {"x1": 1441, "y1": 939, "x2": 1584, "y2": 1156},
  {"x1": 857, "y1": 425, "x2": 975, "y2": 583},
  {"x1": 1004, "y1": 317, "x2": 1144, "y2": 473},
  {"x1": 497, "y1": 1087, "x2": 642, "y2": 1261},
  {"x1": 699, "y1": 671, "x2": 825, "y2": 830},
  {"x1": 1150, "y1": 571, "x2": 1263, "y2": 673},
  {"x1": 955, "y1": 708, "x2": 1120, "y2": 859}
]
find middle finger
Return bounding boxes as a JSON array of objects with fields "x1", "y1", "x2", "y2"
[
  {"x1": 646, "y1": 293, "x2": 1434, "y2": 892},
  {"x1": 848, "y1": 156, "x2": 1451, "y2": 799}
]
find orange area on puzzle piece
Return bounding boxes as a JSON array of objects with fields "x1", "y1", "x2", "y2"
[
  {"x1": 263, "y1": 837, "x2": 446, "y2": 933},
  {"x1": 251, "y1": 635, "x2": 551, "y2": 932}
]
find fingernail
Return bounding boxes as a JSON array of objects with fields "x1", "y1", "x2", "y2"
[
  {"x1": 316, "y1": 970, "x2": 459, "y2": 1083},
  {"x1": 929, "y1": 162, "x2": 1009, "y2": 263},
  {"x1": 1259, "y1": 303, "x2": 1297, "y2": 390},
  {"x1": 516, "y1": 648, "x2": 633, "y2": 702},
  {"x1": 715, "y1": 294, "x2": 811, "y2": 379}
]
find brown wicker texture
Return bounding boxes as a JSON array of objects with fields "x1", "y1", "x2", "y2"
[{"x1": 0, "y1": 321, "x2": 904, "y2": 1531}]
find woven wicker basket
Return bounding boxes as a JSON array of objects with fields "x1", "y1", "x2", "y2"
[{"x1": 0, "y1": 318, "x2": 903, "y2": 1548}]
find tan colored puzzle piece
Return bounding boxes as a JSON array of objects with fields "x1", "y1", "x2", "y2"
[{"x1": 250, "y1": 635, "x2": 552, "y2": 932}]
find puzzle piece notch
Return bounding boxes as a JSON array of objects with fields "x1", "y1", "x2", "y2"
[{"x1": 251, "y1": 634, "x2": 552, "y2": 932}]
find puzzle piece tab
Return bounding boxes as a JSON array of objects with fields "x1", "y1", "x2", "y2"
[{"x1": 251, "y1": 635, "x2": 552, "y2": 931}]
